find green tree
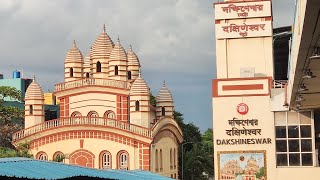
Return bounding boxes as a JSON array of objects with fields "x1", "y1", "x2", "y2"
[
  {"x1": 202, "y1": 128, "x2": 213, "y2": 155},
  {"x1": 0, "y1": 86, "x2": 24, "y2": 148},
  {"x1": 176, "y1": 111, "x2": 213, "y2": 180},
  {"x1": 150, "y1": 93, "x2": 157, "y2": 107},
  {"x1": 0, "y1": 142, "x2": 32, "y2": 158},
  {"x1": 256, "y1": 167, "x2": 265, "y2": 179},
  {"x1": 182, "y1": 144, "x2": 214, "y2": 180}
]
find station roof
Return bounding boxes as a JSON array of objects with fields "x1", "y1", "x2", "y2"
[{"x1": 0, "y1": 158, "x2": 171, "y2": 180}]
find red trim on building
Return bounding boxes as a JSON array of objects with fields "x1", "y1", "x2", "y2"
[
  {"x1": 212, "y1": 77, "x2": 272, "y2": 97},
  {"x1": 265, "y1": 16, "x2": 272, "y2": 21},
  {"x1": 80, "y1": 139, "x2": 84, "y2": 148},
  {"x1": 29, "y1": 130, "x2": 151, "y2": 150},
  {"x1": 222, "y1": 84, "x2": 264, "y2": 91},
  {"x1": 69, "y1": 149, "x2": 94, "y2": 168}
]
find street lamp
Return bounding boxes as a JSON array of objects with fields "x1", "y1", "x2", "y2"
[{"x1": 181, "y1": 141, "x2": 193, "y2": 180}]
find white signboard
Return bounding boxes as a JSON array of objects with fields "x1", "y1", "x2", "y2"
[
  {"x1": 215, "y1": 1, "x2": 271, "y2": 20},
  {"x1": 215, "y1": 21, "x2": 272, "y2": 39}
]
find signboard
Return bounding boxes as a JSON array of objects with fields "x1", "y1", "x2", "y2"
[
  {"x1": 216, "y1": 118, "x2": 272, "y2": 145},
  {"x1": 215, "y1": 21, "x2": 272, "y2": 39},
  {"x1": 215, "y1": 1, "x2": 271, "y2": 20}
]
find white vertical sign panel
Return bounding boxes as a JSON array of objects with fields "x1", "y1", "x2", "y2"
[{"x1": 215, "y1": 1, "x2": 271, "y2": 20}]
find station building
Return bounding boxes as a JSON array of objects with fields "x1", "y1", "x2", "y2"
[
  {"x1": 212, "y1": 0, "x2": 320, "y2": 180},
  {"x1": 12, "y1": 25, "x2": 183, "y2": 179}
]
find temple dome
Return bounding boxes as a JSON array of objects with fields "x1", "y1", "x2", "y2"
[
  {"x1": 25, "y1": 77, "x2": 44, "y2": 100},
  {"x1": 156, "y1": 82, "x2": 173, "y2": 102},
  {"x1": 127, "y1": 46, "x2": 140, "y2": 67},
  {"x1": 130, "y1": 75, "x2": 150, "y2": 96},
  {"x1": 65, "y1": 40, "x2": 83, "y2": 62},
  {"x1": 91, "y1": 25, "x2": 114, "y2": 59},
  {"x1": 109, "y1": 38, "x2": 127, "y2": 62}
]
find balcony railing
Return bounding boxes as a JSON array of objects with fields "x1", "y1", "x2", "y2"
[
  {"x1": 273, "y1": 80, "x2": 287, "y2": 88},
  {"x1": 55, "y1": 78, "x2": 130, "y2": 92},
  {"x1": 12, "y1": 117, "x2": 152, "y2": 142}
]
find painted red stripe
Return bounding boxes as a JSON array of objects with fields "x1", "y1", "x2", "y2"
[{"x1": 222, "y1": 84, "x2": 263, "y2": 91}]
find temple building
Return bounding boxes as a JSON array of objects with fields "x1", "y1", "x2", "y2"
[{"x1": 12, "y1": 25, "x2": 183, "y2": 179}]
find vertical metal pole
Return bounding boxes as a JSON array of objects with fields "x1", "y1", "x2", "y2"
[{"x1": 182, "y1": 144, "x2": 184, "y2": 180}]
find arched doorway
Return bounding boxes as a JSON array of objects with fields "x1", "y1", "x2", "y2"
[{"x1": 69, "y1": 149, "x2": 95, "y2": 168}]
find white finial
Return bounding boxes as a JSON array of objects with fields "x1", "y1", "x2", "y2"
[
  {"x1": 117, "y1": 36, "x2": 120, "y2": 43},
  {"x1": 129, "y1": 44, "x2": 132, "y2": 51},
  {"x1": 72, "y1": 40, "x2": 76, "y2": 47},
  {"x1": 163, "y1": 80, "x2": 166, "y2": 86},
  {"x1": 32, "y1": 74, "x2": 36, "y2": 81},
  {"x1": 103, "y1": 24, "x2": 106, "y2": 33},
  {"x1": 138, "y1": 69, "x2": 141, "y2": 77}
]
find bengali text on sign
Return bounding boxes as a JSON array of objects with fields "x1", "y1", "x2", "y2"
[
  {"x1": 215, "y1": 21, "x2": 272, "y2": 39},
  {"x1": 215, "y1": 1, "x2": 271, "y2": 19}
]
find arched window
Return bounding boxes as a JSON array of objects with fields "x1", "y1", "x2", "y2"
[
  {"x1": 115, "y1": 66, "x2": 118, "y2": 75},
  {"x1": 87, "y1": 111, "x2": 99, "y2": 124},
  {"x1": 155, "y1": 149, "x2": 159, "y2": 172},
  {"x1": 160, "y1": 149, "x2": 163, "y2": 171},
  {"x1": 36, "y1": 152, "x2": 48, "y2": 161},
  {"x1": 86, "y1": 72, "x2": 90, "y2": 78},
  {"x1": 71, "y1": 111, "x2": 82, "y2": 123},
  {"x1": 96, "y1": 61, "x2": 101, "y2": 72},
  {"x1": 135, "y1": 101, "x2": 140, "y2": 111},
  {"x1": 87, "y1": 111, "x2": 99, "y2": 117},
  {"x1": 29, "y1": 105, "x2": 33, "y2": 115},
  {"x1": 53, "y1": 151, "x2": 64, "y2": 162},
  {"x1": 170, "y1": 148, "x2": 173, "y2": 169},
  {"x1": 100, "y1": 151, "x2": 112, "y2": 169},
  {"x1": 71, "y1": 111, "x2": 82, "y2": 117},
  {"x1": 104, "y1": 110, "x2": 116, "y2": 119},
  {"x1": 118, "y1": 151, "x2": 129, "y2": 170},
  {"x1": 161, "y1": 107, "x2": 165, "y2": 116},
  {"x1": 127, "y1": 71, "x2": 132, "y2": 80},
  {"x1": 70, "y1": 67, "x2": 74, "y2": 77}
]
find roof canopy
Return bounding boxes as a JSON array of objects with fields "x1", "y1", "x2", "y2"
[{"x1": 0, "y1": 158, "x2": 171, "y2": 180}]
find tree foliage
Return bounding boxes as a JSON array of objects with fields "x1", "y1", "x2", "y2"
[
  {"x1": 182, "y1": 144, "x2": 214, "y2": 180},
  {"x1": 0, "y1": 86, "x2": 24, "y2": 149},
  {"x1": 176, "y1": 111, "x2": 214, "y2": 180},
  {"x1": 0, "y1": 142, "x2": 32, "y2": 158},
  {"x1": 150, "y1": 93, "x2": 157, "y2": 107},
  {"x1": 0, "y1": 86, "x2": 22, "y2": 102}
]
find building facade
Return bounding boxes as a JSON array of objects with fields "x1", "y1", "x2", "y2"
[
  {"x1": 213, "y1": 0, "x2": 320, "y2": 180},
  {"x1": 0, "y1": 71, "x2": 32, "y2": 102},
  {"x1": 12, "y1": 26, "x2": 182, "y2": 179}
]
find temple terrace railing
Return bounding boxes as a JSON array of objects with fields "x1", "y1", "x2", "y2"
[
  {"x1": 55, "y1": 78, "x2": 130, "y2": 92},
  {"x1": 12, "y1": 117, "x2": 152, "y2": 142}
]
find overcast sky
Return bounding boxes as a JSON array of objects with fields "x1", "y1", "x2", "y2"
[{"x1": 0, "y1": 0, "x2": 295, "y2": 131}]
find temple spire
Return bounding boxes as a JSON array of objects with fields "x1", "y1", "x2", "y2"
[{"x1": 103, "y1": 24, "x2": 106, "y2": 33}]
